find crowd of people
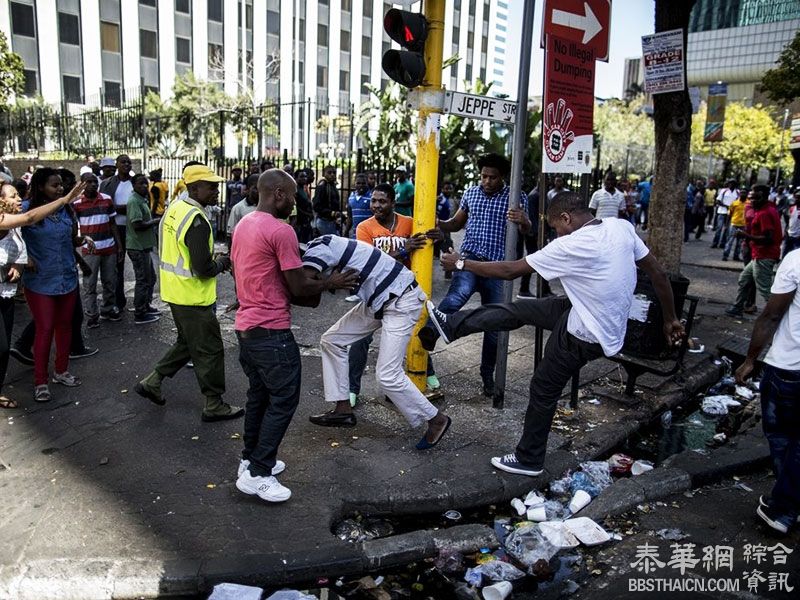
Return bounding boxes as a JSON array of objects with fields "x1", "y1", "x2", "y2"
[{"x1": 0, "y1": 154, "x2": 797, "y2": 533}]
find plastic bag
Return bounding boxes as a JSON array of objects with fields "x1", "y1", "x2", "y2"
[
  {"x1": 579, "y1": 461, "x2": 612, "y2": 493},
  {"x1": 607, "y1": 453, "x2": 633, "y2": 475},
  {"x1": 464, "y1": 560, "x2": 526, "y2": 586},
  {"x1": 209, "y1": 583, "x2": 263, "y2": 600},
  {"x1": 544, "y1": 499, "x2": 569, "y2": 521},
  {"x1": 569, "y1": 472, "x2": 599, "y2": 498},
  {"x1": 701, "y1": 395, "x2": 740, "y2": 416},
  {"x1": 549, "y1": 474, "x2": 572, "y2": 496},
  {"x1": 265, "y1": 591, "x2": 316, "y2": 600},
  {"x1": 504, "y1": 523, "x2": 558, "y2": 568},
  {"x1": 435, "y1": 546, "x2": 465, "y2": 575}
]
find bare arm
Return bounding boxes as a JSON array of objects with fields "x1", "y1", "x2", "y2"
[
  {"x1": 437, "y1": 209, "x2": 468, "y2": 233},
  {"x1": 735, "y1": 291, "x2": 795, "y2": 383},
  {"x1": 0, "y1": 182, "x2": 86, "y2": 230},
  {"x1": 440, "y1": 249, "x2": 532, "y2": 280},
  {"x1": 635, "y1": 253, "x2": 685, "y2": 345},
  {"x1": 282, "y1": 266, "x2": 359, "y2": 298}
]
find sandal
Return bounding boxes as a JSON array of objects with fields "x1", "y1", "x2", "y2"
[
  {"x1": 34, "y1": 385, "x2": 52, "y2": 403},
  {"x1": 0, "y1": 395, "x2": 18, "y2": 409},
  {"x1": 52, "y1": 371, "x2": 81, "y2": 387}
]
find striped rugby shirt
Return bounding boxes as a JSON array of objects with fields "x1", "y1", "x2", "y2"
[
  {"x1": 302, "y1": 234, "x2": 416, "y2": 314},
  {"x1": 73, "y1": 192, "x2": 118, "y2": 255}
]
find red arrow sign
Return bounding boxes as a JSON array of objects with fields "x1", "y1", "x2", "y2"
[{"x1": 542, "y1": 0, "x2": 611, "y2": 62}]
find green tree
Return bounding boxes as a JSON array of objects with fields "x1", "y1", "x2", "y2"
[
  {"x1": 354, "y1": 82, "x2": 415, "y2": 167},
  {"x1": 0, "y1": 31, "x2": 24, "y2": 106},
  {"x1": 593, "y1": 95, "x2": 655, "y2": 178},
  {"x1": 760, "y1": 29, "x2": 800, "y2": 105},
  {"x1": 691, "y1": 102, "x2": 791, "y2": 177}
]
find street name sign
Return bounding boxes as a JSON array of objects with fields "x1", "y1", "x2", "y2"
[
  {"x1": 542, "y1": 0, "x2": 611, "y2": 62},
  {"x1": 444, "y1": 91, "x2": 517, "y2": 124}
]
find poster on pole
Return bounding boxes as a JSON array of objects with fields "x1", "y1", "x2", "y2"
[
  {"x1": 641, "y1": 29, "x2": 685, "y2": 94},
  {"x1": 789, "y1": 114, "x2": 800, "y2": 150},
  {"x1": 542, "y1": 35, "x2": 595, "y2": 173},
  {"x1": 703, "y1": 82, "x2": 727, "y2": 143}
]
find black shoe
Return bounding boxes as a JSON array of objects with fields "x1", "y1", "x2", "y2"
[
  {"x1": 87, "y1": 316, "x2": 100, "y2": 329},
  {"x1": 721, "y1": 256, "x2": 728, "y2": 261},
  {"x1": 9, "y1": 347, "x2": 34, "y2": 366},
  {"x1": 134, "y1": 313, "x2": 160, "y2": 325},
  {"x1": 418, "y1": 326, "x2": 439, "y2": 352},
  {"x1": 135, "y1": 381, "x2": 165, "y2": 406},
  {"x1": 759, "y1": 495, "x2": 800, "y2": 523},
  {"x1": 482, "y1": 380, "x2": 495, "y2": 398},
  {"x1": 710, "y1": 244, "x2": 718, "y2": 249},
  {"x1": 145, "y1": 305, "x2": 161, "y2": 315},
  {"x1": 757, "y1": 504, "x2": 793, "y2": 534},
  {"x1": 201, "y1": 406, "x2": 245, "y2": 422},
  {"x1": 69, "y1": 347, "x2": 99, "y2": 360},
  {"x1": 426, "y1": 301, "x2": 453, "y2": 344},
  {"x1": 516, "y1": 290, "x2": 534, "y2": 299},
  {"x1": 725, "y1": 307, "x2": 744, "y2": 318},
  {"x1": 100, "y1": 308, "x2": 122, "y2": 322},
  {"x1": 309, "y1": 410, "x2": 357, "y2": 428}
]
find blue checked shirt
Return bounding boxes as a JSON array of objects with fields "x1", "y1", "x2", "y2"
[{"x1": 459, "y1": 184, "x2": 528, "y2": 261}]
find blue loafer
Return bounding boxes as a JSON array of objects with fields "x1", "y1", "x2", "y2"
[{"x1": 416, "y1": 416, "x2": 452, "y2": 450}]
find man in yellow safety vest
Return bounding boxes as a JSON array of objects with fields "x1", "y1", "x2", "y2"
[{"x1": 135, "y1": 164, "x2": 243, "y2": 422}]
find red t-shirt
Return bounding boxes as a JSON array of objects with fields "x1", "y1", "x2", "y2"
[
  {"x1": 231, "y1": 211, "x2": 303, "y2": 331},
  {"x1": 750, "y1": 203, "x2": 783, "y2": 260}
]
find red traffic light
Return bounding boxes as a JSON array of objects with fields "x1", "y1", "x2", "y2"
[{"x1": 384, "y1": 8, "x2": 428, "y2": 51}]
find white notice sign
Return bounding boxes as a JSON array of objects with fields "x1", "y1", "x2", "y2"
[
  {"x1": 444, "y1": 91, "x2": 517, "y2": 124},
  {"x1": 641, "y1": 29, "x2": 685, "y2": 95}
]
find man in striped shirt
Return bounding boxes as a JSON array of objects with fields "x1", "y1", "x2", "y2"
[
  {"x1": 73, "y1": 172, "x2": 123, "y2": 327},
  {"x1": 304, "y1": 234, "x2": 452, "y2": 449}
]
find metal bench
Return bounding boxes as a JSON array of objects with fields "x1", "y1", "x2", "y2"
[{"x1": 569, "y1": 294, "x2": 701, "y2": 408}]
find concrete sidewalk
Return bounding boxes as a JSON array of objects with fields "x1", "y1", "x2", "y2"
[{"x1": 0, "y1": 257, "x2": 745, "y2": 598}]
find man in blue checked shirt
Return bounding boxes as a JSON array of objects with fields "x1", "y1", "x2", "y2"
[{"x1": 424, "y1": 153, "x2": 531, "y2": 397}]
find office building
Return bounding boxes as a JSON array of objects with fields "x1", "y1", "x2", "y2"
[{"x1": 0, "y1": 0, "x2": 508, "y2": 155}]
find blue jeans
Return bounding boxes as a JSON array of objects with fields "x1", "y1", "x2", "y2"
[
  {"x1": 315, "y1": 217, "x2": 339, "y2": 236},
  {"x1": 349, "y1": 333, "x2": 434, "y2": 394},
  {"x1": 711, "y1": 214, "x2": 728, "y2": 247},
  {"x1": 432, "y1": 259, "x2": 504, "y2": 382},
  {"x1": 760, "y1": 364, "x2": 800, "y2": 519},
  {"x1": 237, "y1": 329, "x2": 301, "y2": 477},
  {"x1": 722, "y1": 225, "x2": 743, "y2": 260}
]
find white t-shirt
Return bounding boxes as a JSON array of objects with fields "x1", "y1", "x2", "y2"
[
  {"x1": 589, "y1": 189, "x2": 626, "y2": 219},
  {"x1": 764, "y1": 251, "x2": 800, "y2": 371},
  {"x1": 715, "y1": 188, "x2": 738, "y2": 215},
  {"x1": 113, "y1": 179, "x2": 133, "y2": 226},
  {"x1": 787, "y1": 205, "x2": 799, "y2": 238},
  {"x1": 526, "y1": 218, "x2": 650, "y2": 356}
]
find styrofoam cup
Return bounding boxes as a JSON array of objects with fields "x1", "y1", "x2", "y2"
[
  {"x1": 527, "y1": 505, "x2": 547, "y2": 522},
  {"x1": 568, "y1": 489, "x2": 592, "y2": 513},
  {"x1": 483, "y1": 580, "x2": 513, "y2": 600}
]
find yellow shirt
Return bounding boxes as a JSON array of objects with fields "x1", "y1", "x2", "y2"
[
  {"x1": 729, "y1": 199, "x2": 746, "y2": 227},
  {"x1": 704, "y1": 188, "x2": 716, "y2": 207},
  {"x1": 150, "y1": 181, "x2": 169, "y2": 216}
]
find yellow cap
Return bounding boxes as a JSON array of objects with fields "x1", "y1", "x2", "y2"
[{"x1": 183, "y1": 165, "x2": 224, "y2": 185}]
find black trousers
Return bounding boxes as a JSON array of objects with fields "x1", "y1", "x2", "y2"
[
  {"x1": 115, "y1": 223, "x2": 128, "y2": 309},
  {"x1": 0, "y1": 297, "x2": 15, "y2": 392},
  {"x1": 448, "y1": 296, "x2": 604, "y2": 468},
  {"x1": 516, "y1": 234, "x2": 538, "y2": 294}
]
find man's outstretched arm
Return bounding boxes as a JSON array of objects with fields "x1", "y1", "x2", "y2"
[
  {"x1": 440, "y1": 249, "x2": 533, "y2": 281},
  {"x1": 635, "y1": 253, "x2": 685, "y2": 346},
  {"x1": 735, "y1": 291, "x2": 794, "y2": 384}
]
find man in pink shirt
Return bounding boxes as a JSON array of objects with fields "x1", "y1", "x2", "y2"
[{"x1": 231, "y1": 169, "x2": 357, "y2": 503}]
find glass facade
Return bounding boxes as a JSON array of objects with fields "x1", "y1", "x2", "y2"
[{"x1": 689, "y1": 0, "x2": 800, "y2": 33}]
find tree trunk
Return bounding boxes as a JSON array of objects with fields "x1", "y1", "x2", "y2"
[{"x1": 647, "y1": 0, "x2": 696, "y2": 275}]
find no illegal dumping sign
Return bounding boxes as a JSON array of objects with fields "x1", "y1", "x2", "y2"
[
  {"x1": 641, "y1": 29, "x2": 685, "y2": 95},
  {"x1": 542, "y1": 0, "x2": 611, "y2": 62},
  {"x1": 542, "y1": 35, "x2": 595, "y2": 174},
  {"x1": 789, "y1": 114, "x2": 800, "y2": 150}
]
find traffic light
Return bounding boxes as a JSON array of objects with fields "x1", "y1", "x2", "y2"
[{"x1": 381, "y1": 9, "x2": 429, "y2": 88}]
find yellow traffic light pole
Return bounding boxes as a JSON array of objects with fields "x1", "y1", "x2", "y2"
[{"x1": 406, "y1": 0, "x2": 445, "y2": 390}]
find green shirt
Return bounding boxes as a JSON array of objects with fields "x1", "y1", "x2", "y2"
[
  {"x1": 126, "y1": 191, "x2": 157, "y2": 250},
  {"x1": 394, "y1": 180, "x2": 415, "y2": 216}
]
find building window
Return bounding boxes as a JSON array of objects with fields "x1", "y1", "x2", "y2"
[
  {"x1": 22, "y1": 69, "x2": 38, "y2": 96},
  {"x1": 318, "y1": 24, "x2": 328, "y2": 46},
  {"x1": 339, "y1": 70, "x2": 349, "y2": 91},
  {"x1": 208, "y1": 43, "x2": 223, "y2": 65},
  {"x1": 176, "y1": 0, "x2": 190, "y2": 14},
  {"x1": 246, "y1": 4, "x2": 253, "y2": 29},
  {"x1": 454, "y1": 0, "x2": 462, "y2": 10},
  {"x1": 341, "y1": 30, "x2": 351, "y2": 52},
  {"x1": 267, "y1": 10, "x2": 280, "y2": 34},
  {"x1": 57, "y1": 12, "x2": 80, "y2": 45},
  {"x1": 100, "y1": 21, "x2": 121, "y2": 53},
  {"x1": 317, "y1": 66, "x2": 328, "y2": 87},
  {"x1": 10, "y1": 2, "x2": 36, "y2": 37},
  {"x1": 62, "y1": 75, "x2": 82, "y2": 103},
  {"x1": 104, "y1": 80, "x2": 121, "y2": 107},
  {"x1": 465, "y1": 64, "x2": 472, "y2": 80},
  {"x1": 469, "y1": 0, "x2": 476, "y2": 15},
  {"x1": 299, "y1": 18, "x2": 305, "y2": 41},
  {"x1": 364, "y1": 1, "x2": 373, "y2": 17},
  {"x1": 342, "y1": 0, "x2": 352, "y2": 10},
  {"x1": 298, "y1": 61, "x2": 304, "y2": 84},
  {"x1": 139, "y1": 0, "x2": 156, "y2": 6},
  {"x1": 140, "y1": 29, "x2": 158, "y2": 59},
  {"x1": 208, "y1": 0, "x2": 223, "y2": 22},
  {"x1": 453, "y1": 26, "x2": 460, "y2": 43},
  {"x1": 362, "y1": 35, "x2": 371, "y2": 57},
  {"x1": 176, "y1": 37, "x2": 191, "y2": 64}
]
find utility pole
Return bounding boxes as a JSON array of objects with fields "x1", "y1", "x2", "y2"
[
  {"x1": 775, "y1": 107, "x2": 789, "y2": 188},
  {"x1": 405, "y1": 0, "x2": 445, "y2": 390}
]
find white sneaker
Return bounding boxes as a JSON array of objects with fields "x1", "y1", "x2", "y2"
[
  {"x1": 236, "y1": 470, "x2": 291, "y2": 502},
  {"x1": 52, "y1": 371, "x2": 81, "y2": 387},
  {"x1": 238, "y1": 458, "x2": 286, "y2": 477},
  {"x1": 345, "y1": 294, "x2": 360, "y2": 302}
]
